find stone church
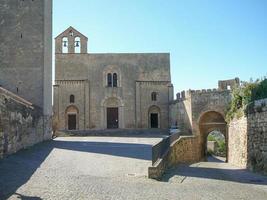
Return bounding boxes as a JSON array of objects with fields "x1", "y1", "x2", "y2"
[{"x1": 53, "y1": 27, "x2": 173, "y2": 130}]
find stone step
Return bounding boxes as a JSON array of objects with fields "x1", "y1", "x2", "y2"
[{"x1": 56, "y1": 129, "x2": 170, "y2": 137}]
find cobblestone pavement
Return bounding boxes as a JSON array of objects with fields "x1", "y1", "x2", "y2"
[{"x1": 0, "y1": 137, "x2": 267, "y2": 200}]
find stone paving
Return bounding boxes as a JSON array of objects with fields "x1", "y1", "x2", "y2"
[{"x1": 0, "y1": 137, "x2": 267, "y2": 200}]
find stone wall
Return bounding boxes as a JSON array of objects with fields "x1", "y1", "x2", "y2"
[
  {"x1": 54, "y1": 27, "x2": 172, "y2": 130},
  {"x1": 148, "y1": 135, "x2": 201, "y2": 179},
  {"x1": 167, "y1": 136, "x2": 201, "y2": 166},
  {"x1": 0, "y1": 0, "x2": 52, "y2": 115},
  {"x1": 0, "y1": 87, "x2": 51, "y2": 158},
  {"x1": 228, "y1": 98, "x2": 267, "y2": 174},
  {"x1": 228, "y1": 117, "x2": 248, "y2": 168},
  {"x1": 247, "y1": 99, "x2": 267, "y2": 174}
]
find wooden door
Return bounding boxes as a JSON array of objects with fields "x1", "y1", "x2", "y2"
[
  {"x1": 150, "y1": 113, "x2": 158, "y2": 128},
  {"x1": 107, "y1": 108, "x2": 119, "y2": 129},
  {"x1": 68, "y1": 114, "x2": 76, "y2": 130}
]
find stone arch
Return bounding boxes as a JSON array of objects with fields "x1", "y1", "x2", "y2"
[
  {"x1": 62, "y1": 37, "x2": 68, "y2": 53},
  {"x1": 148, "y1": 105, "x2": 161, "y2": 128},
  {"x1": 74, "y1": 36, "x2": 81, "y2": 53},
  {"x1": 65, "y1": 105, "x2": 79, "y2": 130},
  {"x1": 198, "y1": 111, "x2": 227, "y2": 161},
  {"x1": 101, "y1": 97, "x2": 124, "y2": 129}
]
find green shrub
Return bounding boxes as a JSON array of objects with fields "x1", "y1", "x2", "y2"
[{"x1": 226, "y1": 78, "x2": 267, "y2": 122}]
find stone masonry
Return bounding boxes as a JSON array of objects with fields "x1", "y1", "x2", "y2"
[
  {"x1": 0, "y1": 0, "x2": 52, "y2": 158},
  {"x1": 0, "y1": 87, "x2": 51, "y2": 158},
  {"x1": 228, "y1": 98, "x2": 267, "y2": 174},
  {"x1": 54, "y1": 27, "x2": 173, "y2": 131}
]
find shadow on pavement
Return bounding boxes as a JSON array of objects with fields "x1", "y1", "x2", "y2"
[
  {"x1": 15, "y1": 193, "x2": 42, "y2": 200},
  {"x1": 162, "y1": 162, "x2": 267, "y2": 185},
  {"x1": 0, "y1": 138, "x2": 153, "y2": 199},
  {"x1": 52, "y1": 139, "x2": 153, "y2": 161}
]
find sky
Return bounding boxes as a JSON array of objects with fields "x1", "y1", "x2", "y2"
[{"x1": 53, "y1": 0, "x2": 267, "y2": 93}]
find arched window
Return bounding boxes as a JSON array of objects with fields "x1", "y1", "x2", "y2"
[
  {"x1": 151, "y1": 92, "x2": 157, "y2": 101},
  {"x1": 74, "y1": 37, "x2": 81, "y2": 53},
  {"x1": 62, "y1": 37, "x2": 68, "y2": 53},
  {"x1": 107, "y1": 73, "x2": 112, "y2": 87},
  {"x1": 113, "y1": 73, "x2": 117, "y2": 87},
  {"x1": 70, "y1": 95, "x2": 75, "y2": 103}
]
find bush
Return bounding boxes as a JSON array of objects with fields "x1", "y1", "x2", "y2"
[{"x1": 226, "y1": 78, "x2": 267, "y2": 122}]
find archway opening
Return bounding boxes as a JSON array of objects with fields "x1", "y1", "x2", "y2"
[
  {"x1": 199, "y1": 111, "x2": 227, "y2": 162},
  {"x1": 206, "y1": 131, "x2": 226, "y2": 162}
]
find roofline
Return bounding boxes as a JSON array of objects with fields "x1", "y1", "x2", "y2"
[
  {"x1": 55, "y1": 26, "x2": 88, "y2": 40},
  {"x1": 0, "y1": 87, "x2": 34, "y2": 109}
]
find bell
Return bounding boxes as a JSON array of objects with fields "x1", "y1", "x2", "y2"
[
  {"x1": 63, "y1": 41, "x2": 67, "y2": 47},
  {"x1": 75, "y1": 41, "x2": 80, "y2": 47}
]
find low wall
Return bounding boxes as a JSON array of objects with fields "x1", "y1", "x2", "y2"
[
  {"x1": 148, "y1": 135, "x2": 200, "y2": 179},
  {"x1": 0, "y1": 88, "x2": 51, "y2": 158},
  {"x1": 228, "y1": 98, "x2": 267, "y2": 174},
  {"x1": 167, "y1": 135, "x2": 200, "y2": 166}
]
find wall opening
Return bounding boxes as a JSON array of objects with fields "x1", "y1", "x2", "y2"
[
  {"x1": 74, "y1": 37, "x2": 81, "y2": 53},
  {"x1": 62, "y1": 37, "x2": 68, "y2": 53},
  {"x1": 148, "y1": 105, "x2": 160, "y2": 129},
  {"x1": 70, "y1": 95, "x2": 75, "y2": 103},
  {"x1": 150, "y1": 113, "x2": 159, "y2": 128},
  {"x1": 65, "y1": 105, "x2": 79, "y2": 130},
  {"x1": 113, "y1": 73, "x2": 118, "y2": 87},
  {"x1": 68, "y1": 114, "x2": 77, "y2": 130},
  {"x1": 206, "y1": 131, "x2": 226, "y2": 162},
  {"x1": 199, "y1": 111, "x2": 227, "y2": 162},
  {"x1": 107, "y1": 73, "x2": 112, "y2": 87},
  {"x1": 107, "y1": 107, "x2": 119, "y2": 129},
  {"x1": 151, "y1": 92, "x2": 157, "y2": 101}
]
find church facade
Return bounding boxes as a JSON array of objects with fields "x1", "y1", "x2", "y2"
[{"x1": 53, "y1": 27, "x2": 173, "y2": 130}]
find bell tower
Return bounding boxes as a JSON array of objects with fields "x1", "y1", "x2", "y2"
[{"x1": 55, "y1": 27, "x2": 88, "y2": 54}]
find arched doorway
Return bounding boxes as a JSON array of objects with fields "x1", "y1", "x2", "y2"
[
  {"x1": 148, "y1": 105, "x2": 161, "y2": 128},
  {"x1": 101, "y1": 97, "x2": 124, "y2": 129},
  {"x1": 199, "y1": 111, "x2": 227, "y2": 161},
  {"x1": 65, "y1": 105, "x2": 79, "y2": 130}
]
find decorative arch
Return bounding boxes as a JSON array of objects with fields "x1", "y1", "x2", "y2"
[
  {"x1": 65, "y1": 105, "x2": 79, "y2": 130},
  {"x1": 198, "y1": 111, "x2": 227, "y2": 161},
  {"x1": 148, "y1": 105, "x2": 161, "y2": 128}
]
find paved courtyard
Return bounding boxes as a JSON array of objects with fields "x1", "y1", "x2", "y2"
[{"x1": 0, "y1": 136, "x2": 267, "y2": 200}]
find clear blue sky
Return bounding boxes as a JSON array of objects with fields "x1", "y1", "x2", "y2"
[{"x1": 53, "y1": 0, "x2": 267, "y2": 93}]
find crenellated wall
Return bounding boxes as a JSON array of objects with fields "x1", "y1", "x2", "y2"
[{"x1": 170, "y1": 87, "x2": 231, "y2": 135}]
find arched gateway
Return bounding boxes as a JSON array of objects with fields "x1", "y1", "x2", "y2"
[{"x1": 198, "y1": 111, "x2": 227, "y2": 161}]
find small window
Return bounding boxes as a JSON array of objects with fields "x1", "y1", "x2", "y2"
[
  {"x1": 107, "y1": 73, "x2": 112, "y2": 87},
  {"x1": 113, "y1": 73, "x2": 118, "y2": 87},
  {"x1": 151, "y1": 92, "x2": 157, "y2": 101},
  {"x1": 70, "y1": 95, "x2": 75, "y2": 103}
]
